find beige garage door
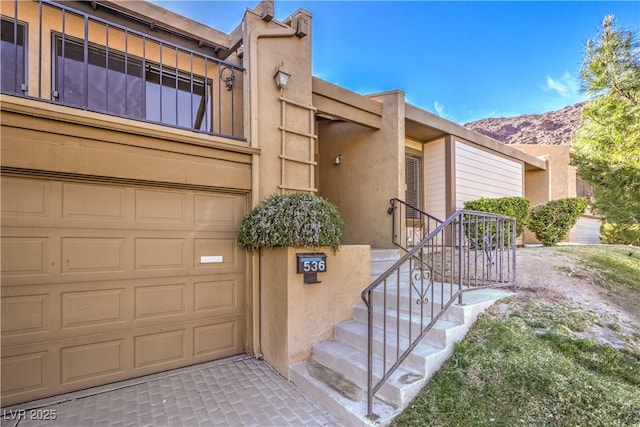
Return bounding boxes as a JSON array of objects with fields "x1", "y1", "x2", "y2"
[{"x1": 1, "y1": 175, "x2": 247, "y2": 406}]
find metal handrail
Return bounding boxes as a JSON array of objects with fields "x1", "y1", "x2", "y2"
[
  {"x1": 361, "y1": 208, "x2": 517, "y2": 419},
  {"x1": 388, "y1": 198, "x2": 443, "y2": 251}
]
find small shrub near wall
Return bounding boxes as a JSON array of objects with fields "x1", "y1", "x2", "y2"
[
  {"x1": 237, "y1": 193, "x2": 345, "y2": 252},
  {"x1": 601, "y1": 223, "x2": 640, "y2": 246},
  {"x1": 463, "y1": 196, "x2": 531, "y2": 237},
  {"x1": 528, "y1": 197, "x2": 589, "y2": 246}
]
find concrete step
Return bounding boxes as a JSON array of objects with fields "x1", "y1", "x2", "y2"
[
  {"x1": 336, "y1": 316, "x2": 453, "y2": 377},
  {"x1": 354, "y1": 304, "x2": 466, "y2": 348},
  {"x1": 312, "y1": 340, "x2": 426, "y2": 410},
  {"x1": 370, "y1": 248, "x2": 401, "y2": 281},
  {"x1": 370, "y1": 248, "x2": 401, "y2": 262},
  {"x1": 290, "y1": 359, "x2": 397, "y2": 427},
  {"x1": 368, "y1": 282, "x2": 465, "y2": 323},
  {"x1": 335, "y1": 320, "x2": 468, "y2": 354},
  {"x1": 368, "y1": 286, "x2": 515, "y2": 324}
]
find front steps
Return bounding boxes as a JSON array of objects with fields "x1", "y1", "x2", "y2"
[{"x1": 290, "y1": 248, "x2": 514, "y2": 426}]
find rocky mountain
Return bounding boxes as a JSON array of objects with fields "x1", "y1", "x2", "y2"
[{"x1": 465, "y1": 102, "x2": 585, "y2": 145}]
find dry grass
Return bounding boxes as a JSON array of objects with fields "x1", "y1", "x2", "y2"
[{"x1": 392, "y1": 245, "x2": 640, "y2": 427}]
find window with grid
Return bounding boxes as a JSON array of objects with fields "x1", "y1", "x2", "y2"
[
  {"x1": 1, "y1": 17, "x2": 26, "y2": 94},
  {"x1": 53, "y1": 35, "x2": 212, "y2": 132}
]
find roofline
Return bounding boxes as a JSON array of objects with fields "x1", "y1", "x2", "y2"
[
  {"x1": 98, "y1": 1, "x2": 233, "y2": 50},
  {"x1": 405, "y1": 104, "x2": 547, "y2": 170}
]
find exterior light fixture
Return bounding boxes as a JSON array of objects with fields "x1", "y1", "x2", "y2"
[
  {"x1": 221, "y1": 66, "x2": 236, "y2": 91},
  {"x1": 274, "y1": 68, "x2": 290, "y2": 89},
  {"x1": 333, "y1": 154, "x2": 342, "y2": 166}
]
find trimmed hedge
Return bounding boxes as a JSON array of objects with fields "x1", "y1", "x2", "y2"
[
  {"x1": 237, "y1": 193, "x2": 344, "y2": 252},
  {"x1": 601, "y1": 223, "x2": 640, "y2": 246},
  {"x1": 463, "y1": 196, "x2": 530, "y2": 237},
  {"x1": 528, "y1": 197, "x2": 589, "y2": 246}
]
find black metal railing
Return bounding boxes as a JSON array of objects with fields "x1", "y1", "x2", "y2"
[
  {"x1": 389, "y1": 198, "x2": 443, "y2": 251},
  {"x1": 361, "y1": 208, "x2": 517, "y2": 418},
  {"x1": 1, "y1": 0, "x2": 244, "y2": 140}
]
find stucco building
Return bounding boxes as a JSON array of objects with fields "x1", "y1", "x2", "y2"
[{"x1": 1, "y1": 0, "x2": 554, "y2": 407}]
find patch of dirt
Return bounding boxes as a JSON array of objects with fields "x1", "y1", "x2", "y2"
[{"x1": 514, "y1": 247, "x2": 640, "y2": 350}]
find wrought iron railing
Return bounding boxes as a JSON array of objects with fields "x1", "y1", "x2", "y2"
[
  {"x1": 361, "y1": 208, "x2": 517, "y2": 418},
  {"x1": 389, "y1": 198, "x2": 443, "y2": 251},
  {"x1": 1, "y1": 0, "x2": 244, "y2": 140}
]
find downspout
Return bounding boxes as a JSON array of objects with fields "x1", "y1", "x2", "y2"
[{"x1": 247, "y1": 24, "x2": 297, "y2": 359}]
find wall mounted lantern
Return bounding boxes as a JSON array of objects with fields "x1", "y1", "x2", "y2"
[
  {"x1": 333, "y1": 154, "x2": 342, "y2": 166},
  {"x1": 221, "y1": 66, "x2": 236, "y2": 91},
  {"x1": 274, "y1": 67, "x2": 291, "y2": 89}
]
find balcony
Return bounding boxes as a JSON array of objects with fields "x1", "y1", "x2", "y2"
[{"x1": 1, "y1": 0, "x2": 244, "y2": 141}]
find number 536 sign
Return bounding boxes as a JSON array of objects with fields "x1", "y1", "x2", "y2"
[{"x1": 296, "y1": 253, "x2": 327, "y2": 274}]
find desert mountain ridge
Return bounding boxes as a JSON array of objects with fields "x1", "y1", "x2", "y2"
[{"x1": 464, "y1": 102, "x2": 585, "y2": 145}]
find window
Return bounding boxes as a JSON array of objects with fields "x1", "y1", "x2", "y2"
[
  {"x1": 53, "y1": 35, "x2": 212, "y2": 131},
  {"x1": 145, "y1": 65, "x2": 211, "y2": 131},
  {"x1": 53, "y1": 35, "x2": 144, "y2": 118},
  {"x1": 1, "y1": 17, "x2": 26, "y2": 94},
  {"x1": 405, "y1": 154, "x2": 423, "y2": 218}
]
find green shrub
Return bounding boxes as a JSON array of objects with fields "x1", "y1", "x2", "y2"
[
  {"x1": 601, "y1": 223, "x2": 640, "y2": 246},
  {"x1": 237, "y1": 193, "x2": 344, "y2": 252},
  {"x1": 528, "y1": 197, "x2": 589, "y2": 246},
  {"x1": 463, "y1": 196, "x2": 530, "y2": 237}
]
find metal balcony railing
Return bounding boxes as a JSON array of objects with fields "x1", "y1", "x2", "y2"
[{"x1": 1, "y1": 0, "x2": 244, "y2": 140}]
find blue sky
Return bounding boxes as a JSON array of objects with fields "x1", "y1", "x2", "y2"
[{"x1": 152, "y1": 1, "x2": 640, "y2": 124}]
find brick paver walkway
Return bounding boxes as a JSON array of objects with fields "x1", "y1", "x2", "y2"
[{"x1": 1, "y1": 355, "x2": 337, "y2": 427}]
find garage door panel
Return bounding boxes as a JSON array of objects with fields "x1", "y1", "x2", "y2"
[
  {"x1": 1, "y1": 315, "x2": 246, "y2": 405},
  {"x1": 3, "y1": 274, "x2": 245, "y2": 348},
  {"x1": 1, "y1": 351, "x2": 49, "y2": 399},
  {"x1": 62, "y1": 237, "x2": 126, "y2": 273},
  {"x1": 61, "y1": 288, "x2": 126, "y2": 329},
  {"x1": 193, "y1": 277, "x2": 243, "y2": 314},
  {"x1": 1, "y1": 284, "x2": 130, "y2": 348},
  {"x1": 1, "y1": 177, "x2": 50, "y2": 218},
  {"x1": 1, "y1": 176, "x2": 248, "y2": 406},
  {"x1": 60, "y1": 339, "x2": 125, "y2": 385},
  {"x1": 134, "y1": 329, "x2": 186, "y2": 370},
  {"x1": 135, "y1": 188, "x2": 188, "y2": 223},
  {"x1": 1, "y1": 236, "x2": 49, "y2": 276},
  {"x1": 134, "y1": 283, "x2": 187, "y2": 320},
  {"x1": 194, "y1": 193, "x2": 244, "y2": 229},
  {"x1": 135, "y1": 238, "x2": 186, "y2": 271},
  {"x1": 62, "y1": 182, "x2": 127, "y2": 221},
  {"x1": 1, "y1": 294, "x2": 49, "y2": 336},
  {"x1": 193, "y1": 320, "x2": 239, "y2": 357}
]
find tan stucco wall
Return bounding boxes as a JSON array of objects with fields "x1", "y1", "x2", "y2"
[
  {"x1": 259, "y1": 246, "x2": 370, "y2": 377},
  {"x1": 0, "y1": 97, "x2": 253, "y2": 190},
  {"x1": 318, "y1": 92, "x2": 406, "y2": 248},
  {"x1": 513, "y1": 145, "x2": 574, "y2": 200}
]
